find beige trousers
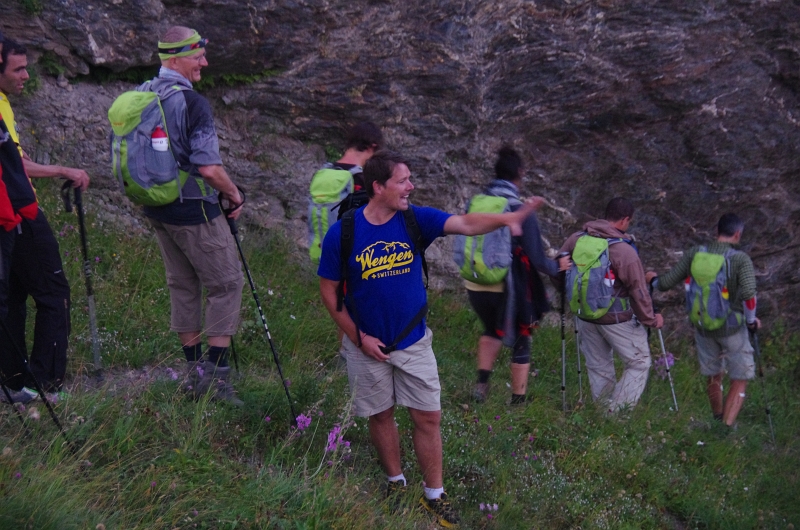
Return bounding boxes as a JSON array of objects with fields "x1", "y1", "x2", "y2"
[{"x1": 577, "y1": 318, "x2": 652, "y2": 412}]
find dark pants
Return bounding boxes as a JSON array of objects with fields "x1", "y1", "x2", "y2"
[
  {"x1": 467, "y1": 289, "x2": 531, "y2": 364},
  {"x1": 0, "y1": 227, "x2": 15, "y2": 321},
  {"x1": 0, "y1": 211, "x2": 70, "y2": 392},
  {"x1": 0, "y1": 227, "x2": 17, "y2": 391}
]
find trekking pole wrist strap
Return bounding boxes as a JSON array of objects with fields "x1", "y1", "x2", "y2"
[{"x1": 220, "y1": 186, "x2": 246, "y2": 216}]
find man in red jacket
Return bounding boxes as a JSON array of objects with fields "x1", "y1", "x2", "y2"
[
  {"x1": 0, "y1": 37, "x2": 88, "y2": 404},
  {"x1": 0, "y1": 30, "x2": 38, "y2": 403}
]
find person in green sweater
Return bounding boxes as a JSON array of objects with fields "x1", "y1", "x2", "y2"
[{"x1": 646, "y1": 213, "x2": 760, "y2": 427}]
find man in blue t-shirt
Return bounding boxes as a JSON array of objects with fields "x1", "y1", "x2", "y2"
[{"x1": 318, "y1": 150, "x2": 539, "y2": 528}]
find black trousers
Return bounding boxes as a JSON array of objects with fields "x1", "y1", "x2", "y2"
[
  {"x1": 0, "y1": 227, "x2": 15, "y2": 321},
  {"x1": 0, "y1": 210, "x2": 70, "y2": 392}
]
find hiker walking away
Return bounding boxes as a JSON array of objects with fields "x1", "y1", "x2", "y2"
[
  {"x1": 308, "y1": 121, "x2": 383, "y2": 263},
  {"x1": 647, "y1": 213, "x2": 760, "y2": 427},
  {"x1": 141, "y1": 26, "x2": 245, "y2": 404},
  {"x1": 560, "y1": 197, "x2": 663, "y2": 414},
  {"x1": 0, "y1": 38, "x2": 89, "y2": 404},
  {"x1": 458, "y1": 146, "x2": 567, "y2": 405},
  {"x1": 318, "y1": 150, "x2": 540, "y2": 528}
]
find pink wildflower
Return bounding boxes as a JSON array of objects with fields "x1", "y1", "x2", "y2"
[{"x1": 296, "y1": 414, "x2": 312, "y2": 430}]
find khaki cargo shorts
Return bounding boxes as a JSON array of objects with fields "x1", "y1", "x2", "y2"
[
  {"x1": 695, "y1": 325, "x2": 755, "y2": 380},
  {"x1": 149, "y1": 216, "x2": 243, "y2": 336},
  {"x1": 341, "y1": 327, "x2": 441, "y2": 417}
]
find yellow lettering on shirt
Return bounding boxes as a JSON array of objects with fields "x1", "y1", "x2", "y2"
[{"x1": 355, "y1": 241, "x2": 415, "y2": 279}]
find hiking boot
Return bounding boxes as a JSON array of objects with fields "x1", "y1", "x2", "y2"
[
  {"x1": 0, "y1": 387, "x2": 38, "y2": 405},
  {"x1": 181, "y1": 360, "x2": 205, "y2": 393},
  {"x1": 420, "y1": 492, "x2": 460, "y2": 528},
  {"x1": 385, "y1": 480, "x2": 408, "y2": 513},
  {"x1": 192, "y1": 365, "x2": 244, "y2": 406},
  {"x1": 472, "y1": 382, "x2": 489, "y2": 403}
]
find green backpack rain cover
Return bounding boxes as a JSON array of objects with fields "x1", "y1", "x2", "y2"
[
  {"x1": 566, "y1": 235, "x2": 629, "y2": 320},
  {"x1": 308, "y1": 164, "x2": 361, "y2": 262},
  {"x1": 686, "y1": 247, "x2": 743, "y2": 331},
  {"x1": 453, "y1": 194, "x2": 515, "y2": 285},
  {"x1": 108, "y1": 85, "x2": 190, "y2": 207}
]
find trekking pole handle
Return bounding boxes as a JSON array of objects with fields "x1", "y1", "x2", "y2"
[
  {"x1": 220, "y1": 186, "x2": 246, "y2": 234},
  {"x1": 60, "y1": 180, "x2": 73, "y2": 213},
  {"x1": 648, "y1": 281, "x2": 661, "y2": 314}
]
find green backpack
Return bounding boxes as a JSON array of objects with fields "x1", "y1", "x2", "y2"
[
  {"x1": 108, "y1": 84, "x2": 191, "y2": 207},
  {"x1": 686, "y1": 247, "x2": 743, "y2": 331},
  {"x1": 566, "y1": 235, "x2": 630, "y2": 320},
  {"x1": 307, "y1": 163, "x2": 361, "y2": 262},
  {"x1": 452, "y1": 194, "x2": 518, "y2": 285}
]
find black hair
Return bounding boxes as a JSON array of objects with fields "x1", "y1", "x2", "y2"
[
  {"x1": 344, "y1": 121, "x2": 384, "y2": 152},
  {"x1": 363, "y1": 150, "x2": 408, "y2": 198},
  {"x1": 604, "y1": 197, "x2": 635, "y2": 222},
  {"x1": 494, "y1": 145, "x2": 523, "y2": 182},
  {"x1": 717, "y1": 213, "x2": 744, "y2": 237},
  {"x1": 0, "y1": 39, "x2": 26, "y2": 74}
]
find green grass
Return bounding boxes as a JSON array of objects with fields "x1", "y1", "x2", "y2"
[{"x1": 1, "y1": 179, "x2": 798, "y2": 529}]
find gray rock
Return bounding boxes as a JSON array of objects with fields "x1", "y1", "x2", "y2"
[{"x1": 3, "y1": 0, "x2": 798, "y2": 328}]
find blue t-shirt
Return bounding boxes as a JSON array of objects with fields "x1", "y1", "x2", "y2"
[{"x1": 318, "y1": 205, "x2": 451, "y2": 350}]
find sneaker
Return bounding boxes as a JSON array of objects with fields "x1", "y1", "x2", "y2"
[
  {"x1": 0, "y1": 387, "x2": 39, "y2": 404},
  {"x1": 385, "y1": 480, "x2": 408, "y2": 513},
  {"x1": 420, "y1": 492, "x2": 460, "y2": 528},
  {"x1": 472, "y1": 382, "x2": 489, "y2": 403}
]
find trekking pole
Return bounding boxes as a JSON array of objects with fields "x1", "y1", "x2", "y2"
[
  {"x1": 574, "y1": 316, "x2": 583, "y2": 404},
  {"x1": 221, "y1": 190, "x2": 298, "y2": 426},
  {"x1": 750, "y1": 331, "x2": 776, "y2": 444},
  {"x1": 61, "y1": 182, "x2": 101, "y2": 375},
  {"x1": 649, "y1": 283, "x2": 678, "y2": 411},
  {"x1": 559, "y1": 266, "x2": 567, "y2": 413},
  {"x1": 0, "y1": 318, "x2": 72, "y2": 447},
  {"x1": 656, "y1": 327, "x2": 679, "y2": 412}
]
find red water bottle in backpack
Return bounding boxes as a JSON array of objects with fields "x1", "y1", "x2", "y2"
[
  {"x1": 151, "y1": 125, "x2": 168, "y2": 152},
  {"x1": 603, "y1": 267, "x2": 616, "y2": 287}
]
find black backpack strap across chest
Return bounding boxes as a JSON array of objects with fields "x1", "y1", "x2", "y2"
[{"x1": 338, "y1": 207, "x2": 429, "y2": 351}]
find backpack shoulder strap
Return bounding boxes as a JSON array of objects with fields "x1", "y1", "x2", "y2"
[
  {"x1": 337, "y1": 208, "x2": 356, "y2": 312},
  {"x1": 141, "y1": 79, "x2": 186, "y2": 102},
  {"x1": 379, "y1": 207, "x2": 429, "y2": 354},
  {"x1": 337, "y1": 208, "x2": 365, "y2": 345},
  {"x1": 327, "y1": 162, "x2": 362, "y2": 176},
  {"x1": 402, "y1": 207, "x2": 428, "y2": 288},
  {"x1": 607, "y1": 237, "x2": 638, "y2": 254}
]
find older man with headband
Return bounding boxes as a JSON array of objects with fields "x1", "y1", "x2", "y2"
[{"x1": 142, "y1": 26, "x2": 245, "y2": 405}]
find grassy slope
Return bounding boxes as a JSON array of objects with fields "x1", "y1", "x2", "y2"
[{"x1": 1, "y1": 180, "x2": 798, "y2": 529}]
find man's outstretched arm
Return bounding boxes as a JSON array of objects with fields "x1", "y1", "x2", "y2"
[
  {"x1": 22, "y1": 156, "x2": 90, "y2": 191},
  {"x1": 444, "y1": 196, "x2": 544, "y2": 236}
]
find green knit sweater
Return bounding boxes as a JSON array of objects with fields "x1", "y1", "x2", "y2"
[{"x1": 656, "y1": 241, "x2": 757, "y2": 338}]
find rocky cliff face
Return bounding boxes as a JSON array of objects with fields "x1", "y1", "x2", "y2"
[{"x1": 3, "y1": 0, "x2": 799, "y2": 328}]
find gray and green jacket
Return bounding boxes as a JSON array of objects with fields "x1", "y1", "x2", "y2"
[
  {"x1": 142, "y1": 68, "x2": 221, "y2": 226},
  {"x1": 655, "y1": 241, "x2": 757, "y2": 338}
]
